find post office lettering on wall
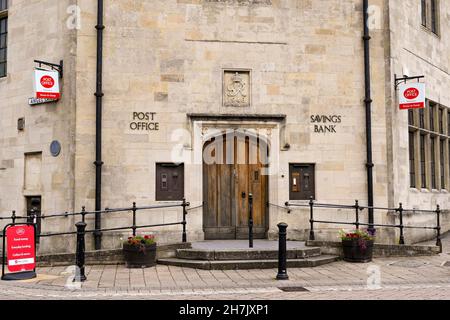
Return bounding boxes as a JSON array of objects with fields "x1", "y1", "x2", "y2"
[{"x1": 129, "y1": 112, "x2": 160, "y2": 131}]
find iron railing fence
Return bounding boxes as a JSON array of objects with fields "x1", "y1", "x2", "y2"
[
  {"x1": 0, "y1": 199, "x2": 191, "y2": 243},
  {"x1": 285, "y1": 197, "x2": 442, "y2": 252}
]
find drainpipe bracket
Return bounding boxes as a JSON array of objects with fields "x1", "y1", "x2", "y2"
[
  {"x1": 94, "y1": 161, "x2": 104, "y2": 167},
  {"x1": 366, "y1": 163, "x2": 375, "y2": 169}
]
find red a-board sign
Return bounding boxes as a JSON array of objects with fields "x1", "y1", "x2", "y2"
[{"x1": 6, "y1": 225, "x2": 36, "y2": 273}]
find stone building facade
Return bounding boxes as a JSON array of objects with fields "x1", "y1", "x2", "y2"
[{"x1": 0, "y1": 0, "x2": 449, "y2": 254}]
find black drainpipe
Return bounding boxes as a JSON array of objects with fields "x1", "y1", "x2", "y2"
[
  {"x1": 363, "y1": 0, "x2": 375, "y2": 232},
  {"x1": 94, "y1": 0, "x2": 105, "y2": 250}
]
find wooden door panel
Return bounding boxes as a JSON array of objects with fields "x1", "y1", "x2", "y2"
[
  {"x1": 204, "y1": 134, "x2": 268, "y2": 240},
  {"x1": 235, "y1": 137, "x2": 267, "y2": 239},
  {"x1": 235, "y1": 136, "x2": 249, "y2": 228},
  {"x1": 218, "y1": 164, "x2": 233, "y2": 227}
]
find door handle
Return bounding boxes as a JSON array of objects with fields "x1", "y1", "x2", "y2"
[{"x1": 242, "y1": 192, "x2": 246, "y2": 199}]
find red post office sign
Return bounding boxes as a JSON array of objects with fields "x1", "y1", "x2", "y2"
[
  {"x1": 6, "y1": 225, "x2": 36, "y2": 273},
  {"x1": 34, "y1": 69, "x2": 60, "y2": 100},
  {"x1": 399, "y1": 83, "x2": 426, "y2": 110}
]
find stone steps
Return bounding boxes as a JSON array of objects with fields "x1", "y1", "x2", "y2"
[
  {"x1": 157, "y1": 255, "x2": 339, "y2": 270},
  {"x1": 175, "y1": 247, "x2": 321, "y2": 261}
]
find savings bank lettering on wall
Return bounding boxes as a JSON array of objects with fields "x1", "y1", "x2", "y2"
[{"x1": 311, "y1": 115, "x2": 342, "y2": 133}]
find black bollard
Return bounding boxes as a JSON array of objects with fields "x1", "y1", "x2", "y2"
[
  {"x1": 182, "y1": 198, "x2": 189, "y2": 243},
  {"x1": 276, "y1": 222, "x2": 289, "y2": 280},
  {"x1": 75, "y1": 222, "x2": 87, "y2": 282}
]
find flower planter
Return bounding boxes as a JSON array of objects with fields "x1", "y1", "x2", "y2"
[
  {"x1": 123, "y1": 243, "x2": 157, "y2": 268},
  {"x1": 342, "y1": 239, "x2": 374, "y2": 263}
]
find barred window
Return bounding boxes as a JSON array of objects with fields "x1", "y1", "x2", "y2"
[
  {"x1": 0, "y1": 0, "x2": 7, "y2": 78},
  {"x1": 408, "y1": 100, "x2": 449, "y2": 191}
]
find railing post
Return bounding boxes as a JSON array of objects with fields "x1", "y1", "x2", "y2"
[
  {"x1": 182, "y1": 198, "x2": 188, "y2": 243},
  {"x1": 309, "y1": 197, "x2": 315, "y2": 241},
  {"x1": 11, "y1": 211, "x2": 16, "y2": 224},
  {"x1": 436, "y1": 205, "x2": 442, "y2": 253},
  {"x1": 75, "y1": 221, "x2": 87, "y2": 282},
  {"x1": 355, "y1": 200, "x2": 360, "y2": 230},
  {"x1": 132, "y1": 202, "x2": 137, "y2": 237},
  {"x1": 276, "y1": 223, "x2": 289, "y2": 280},
  {"x1": 249, "y1": 193, "x2": 254, "y2": 249},
  {"x1": 30, "y1": 208, "x2": 36, "y2": 224},
  {"x1": 30, "y1": 208, "x2": 38, "y2": 244},
  {"x1": 398, "y1": 203, "x2": 405, "y2": 245},
  {"x1": 81, "y1": 206, "x2": 86, "y2": 223}
]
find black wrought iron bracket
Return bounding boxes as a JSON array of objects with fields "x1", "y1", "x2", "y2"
[
  {"x1": 394, "y1": 74, "x2": 425, "y2": 90},
  {"x1": 34, "y1": 60, "x2": 63, "y2": 79}
]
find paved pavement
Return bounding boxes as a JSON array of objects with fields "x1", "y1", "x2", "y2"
[{"x1": 0, "y1": 234, "x2": 449, "y2": 300}]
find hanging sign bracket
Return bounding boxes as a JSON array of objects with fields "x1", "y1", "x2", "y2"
[
  {"x1": 394, "y1": 74, "x2": 425, "y2": 90},
  {"x1": 34, "y1": 60, "x2": 63, "y2": 79}
]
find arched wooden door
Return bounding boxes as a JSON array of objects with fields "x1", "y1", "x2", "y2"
[{"x1": 203, "y1": 133, "x2": 269, "y2": 240}]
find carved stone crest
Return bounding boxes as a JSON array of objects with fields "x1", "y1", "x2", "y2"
[{"x1": 223, "y1": 70, "x2": 250, "y2": 107}]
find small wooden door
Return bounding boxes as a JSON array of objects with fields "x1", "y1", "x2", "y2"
[{"x1": 203, "y1": 134, "x2": 268, "y2": 240}]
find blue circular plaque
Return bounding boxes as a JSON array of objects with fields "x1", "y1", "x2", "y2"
[{"x1": 50, "y1": 141, "x2": 61, "y2": 157}]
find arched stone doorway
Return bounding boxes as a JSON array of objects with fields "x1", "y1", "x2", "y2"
[{"x1": 202, "y1": 131, "x2": 269, "y2": 240}]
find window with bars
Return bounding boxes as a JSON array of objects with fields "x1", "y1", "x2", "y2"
[
  {"x1": 421, "y1": 0, "x2": 439, "y2": 35},
  {"x1": 0, "y1": 0, "x2": 7, "y2": 78},
  {"x1": 408, "y1": 100, "x2": 449, "y2": 191}
]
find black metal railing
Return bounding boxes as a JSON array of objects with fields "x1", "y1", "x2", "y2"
[
  {"x1": 0, "y1": 198, "x2": 191, "y2": 242},
  {"x1": 1, "y1": 199, "x2": 192, "y2": 281},
  {"x1": 285, "y1": 197, "x2": 443, "y2": 253}
]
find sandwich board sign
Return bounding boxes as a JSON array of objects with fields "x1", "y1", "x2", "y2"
[
  {"x1": 399, "y1": 82, "x2": 426, "y2": 110},
  {"x1": 1, "y1": 223, "x2": 37, "y2": 281},
  {"x1": 34, "y1": 68, "x2": 60, "y2": 100}
]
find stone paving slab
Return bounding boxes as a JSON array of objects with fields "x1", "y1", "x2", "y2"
[{"x1": 0, "y1": 234, "x2": 449, "y2": 300}]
